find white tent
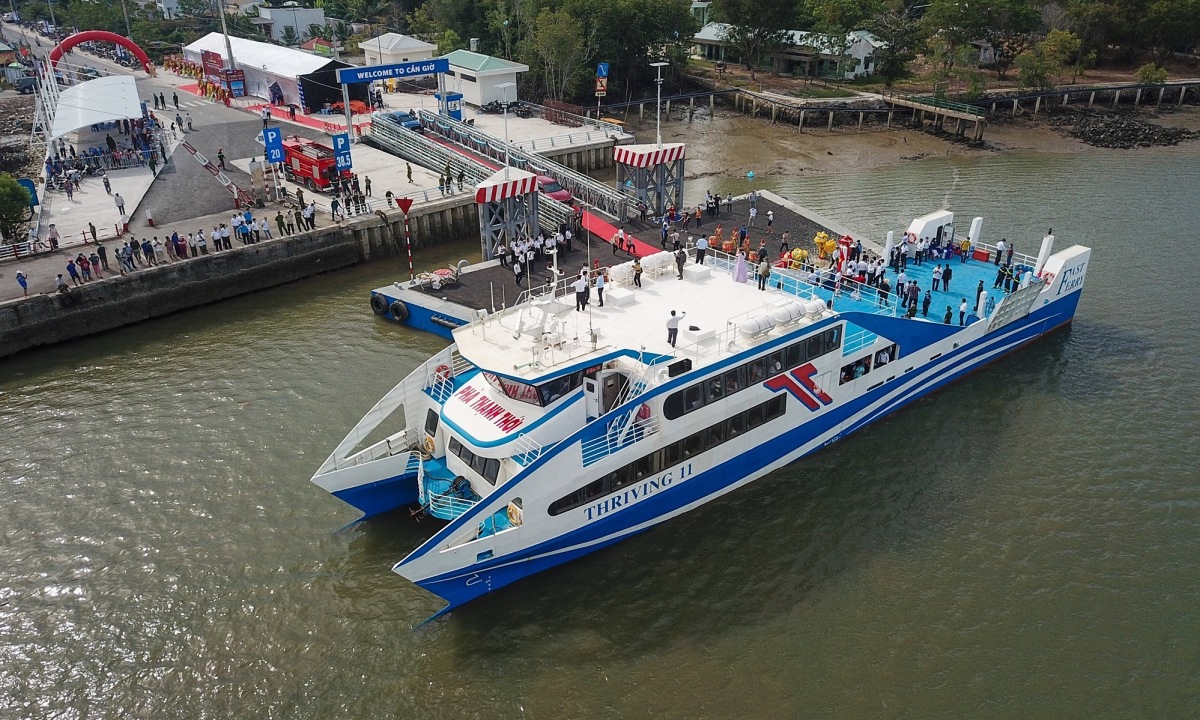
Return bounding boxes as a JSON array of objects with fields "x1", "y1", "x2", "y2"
[
  {"x1": 50, "y1": 75, "x2": 143, "y2": 140},
  {"x1": 183, "y1": 32, "x2": 340, "y2": 107}
]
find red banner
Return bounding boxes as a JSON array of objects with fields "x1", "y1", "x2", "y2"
[{"x1": 201, "y1": 50, "x2": 223, "y2": 83}]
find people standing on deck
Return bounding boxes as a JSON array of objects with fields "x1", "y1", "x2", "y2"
[
  {"x1": 666, "y1": 310, "x2": 686, "y2": 347},
  {"x1": 942, "y1": 264, "x2": 953, "y2": 293},
  {"x1": 595, "y1": 270, "x2": 606, "y2": 307},
  {"x1": 675, "y1": 246, "x2": 687, "y2": 279},
  {"x1": 632, "y1": 259, "x2": 643, "y2": 288},
  {"x1": 932, "y1": 264, "x2": 943, "y2": 291},
  {"x1": 878, "y1": 276, "x2": 891, "y2": 308},
  {"x1": 944, "y1": 306, "x2": 953, "y2": 324},
  {"x1": 757, "y1": 256, "x2": 771, "y2": 290},
  {"x1": 896, "y1": 269, "x2": 908, "y2": 306},
  {"x1": 976, "y1": 280, "x2": 985, "y2": 307},
  {"x1": 1007, "y1": 242, "x2": 1015, "y2": 265},
  {"x1": 922, "y1": 290, "x2": 932, "y2": 317},
  {"x1": 695, "y1": 235, "x2": 708, "y2": 265},
  {"x1": 572, "y1": 274, "x2": 587, "y2": 310},
  {"x1": 994, "y1": 264, "x2": 1006, "y2": 289},
  {"x1": 959, "y1": 298, "x2": 968, "y2": 325},
  {"x1": 905, "y1": 282, "x2": 919, "y2": 313},
  {"x1": 995, "y1": 238, "x2": 1007, "y2": 265}
]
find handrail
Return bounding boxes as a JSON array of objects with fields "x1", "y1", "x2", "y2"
[
  {"x1": 416, "y1": 109, "x2": 630, "y2": 222},
  {"x1": 517, "y1": 101, "x2": 630, "y2": 137}
]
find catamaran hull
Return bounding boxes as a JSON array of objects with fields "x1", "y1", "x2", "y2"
[
  {"x1": 332, "y1": 472, "x2": 422, "y2": 519},
  {"x1": 400, "y1": 291, "x2": 1082, "y2": 612}
]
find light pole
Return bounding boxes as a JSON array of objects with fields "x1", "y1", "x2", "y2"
[
  {"x1": 650, "y1": 61, "x2": 668, "y2": 149},
  {"x1": 497, "y1": 81, "x2": 515, "y2": 179}
]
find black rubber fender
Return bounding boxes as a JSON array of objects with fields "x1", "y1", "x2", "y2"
[
  {"x1": 389, "y1": 300, "x2": 410, "y2": 321},
  {"x1": 370, "y1": 294, "x2": 388, "y2": 315}
]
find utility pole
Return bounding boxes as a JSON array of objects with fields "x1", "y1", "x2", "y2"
[
  {"x1": 650, "y1": 61, "x2": 668, "y2": 148},
  {"x1": 217, "y1": 0, "x2": 237, "y2": 71},
  {"x1": 119, "y1": 0, "x2": 132, "y2": 37},
  {"x1": 46, "y1": 0, "x2": 56, "y2": 28}
]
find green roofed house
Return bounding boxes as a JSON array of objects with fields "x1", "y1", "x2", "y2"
[{"x1": 441, "y1": 49, "x2": 529, "y2": 108}]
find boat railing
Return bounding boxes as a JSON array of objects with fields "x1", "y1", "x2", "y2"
[
  {"x1": 450, "y1": 349, "x2": 476, "y2": 377},
  {"x1": 329, "y1": 431, "x2": 422, "y2": 472},
  {"x1": 968, "y1": 240, "x2": 1039, "y2": 268},
  {"x1": 580, "y1": 402, "x2": 661, "y2": 466},
  {"x1": 842, "y1": 326, "x2": 880, "y2": 356},
  {"x1": 510, "y1": 432, "x2": 546, "y2": 467},
  {"x1": 426, "y1": 491, "x2": 480, "y2": 521}
]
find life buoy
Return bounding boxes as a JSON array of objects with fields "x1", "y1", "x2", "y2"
[
  {"x1": 637, "y1": 403, "x2": 650, "y2": 420},
  {"x1": 370, "y1": 295, "x2": 388, "y2": 315},
  {"x1": 1043, "y1": 272, "x2": 1055, "y2": 286},
  {"x1": 434, "y1": 364, "x2": 452, "y2": 380},
  {"x1": 423, "y1": 435, "x2": 435, "y2": 455},
  {"x1": 507, "y1": 501, "x2": 524, "y2": 526},
  {"x1": 389, "y1": 300, "x2": 409, "y2": 320}
]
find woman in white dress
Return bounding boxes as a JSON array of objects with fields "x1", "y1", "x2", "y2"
[{"x1": 732, "y1": 249, "x2": 749, "y2": 283}]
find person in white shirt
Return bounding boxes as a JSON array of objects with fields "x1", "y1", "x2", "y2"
[
  {"x1": 595, "y1": 271, "x2": 606, "y2": 307},
  {"x1": 959, "y1": 298, "x2": 969, "y2": 325},
  {"x1": 666, "y1": 310, "x2": 686, "y2": 347},
  {"x1": 572, "y1": 276, "x2": 588, "y2": 311},
  {"x1": 259, "y1": 218, "x2": 271, "y2": 240},
  {"x1": 210, "y1": 227, "x2": 221, "y2": 252}
]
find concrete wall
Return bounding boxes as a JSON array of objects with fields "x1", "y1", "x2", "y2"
[{"x1": 0, "y1": 198, "x2": 480, "y2": 360}]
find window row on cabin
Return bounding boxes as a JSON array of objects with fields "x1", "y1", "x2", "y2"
[
  {"x1": 448, "y1": 436, "x2": 501, "y2": 485},
  {"x1": 548, "y1": 395, "x2": 787, "y2": 516},
  {"x1": 663, "y1": 327, "x2": 842, "y2": 421}
]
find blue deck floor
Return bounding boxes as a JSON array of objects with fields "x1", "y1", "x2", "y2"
[{"x1": 707, "y1": 248, "x2": 1022, "y2": 324}]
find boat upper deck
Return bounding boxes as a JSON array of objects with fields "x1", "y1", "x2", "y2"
[{"x1": 452, "y1": 237, "x2": 1034, "y2": 382}]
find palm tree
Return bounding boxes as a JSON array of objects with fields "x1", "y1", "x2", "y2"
[
  {"x1": 346, "y1": 0, "x2": 387, "y2": 33},
  {"x1": 279, "y1": 25, "x2": 300, "y2": 47}
]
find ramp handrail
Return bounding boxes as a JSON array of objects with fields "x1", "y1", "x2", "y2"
[{"x1": 417, "y1": 110, "x2": 630, "y2": 222}]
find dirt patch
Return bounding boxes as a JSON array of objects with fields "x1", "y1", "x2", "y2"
[{"x1": 0, "y1": 94, "x2": 39, "y2": 178}]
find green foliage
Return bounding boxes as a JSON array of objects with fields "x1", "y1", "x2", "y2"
[
  {"x1": 0, "y1": 174, "x2": 31, "y2": 246},
  {"x1": 1136, "y1": 62, "x2": 1168, "y2": 83},
  {"x1": 527, "y1": 8, "x2": 594, "y2": 101},
  {"x1": 176, "y1": 0, "x2": 214, "y2": 19},
  {"x1": 434, "y1": 28, "x2": 465, "y2": 55},
  {"x1": 870, "y1": 6, "x2": 926, "y2": 86},
  {"x1": 923, "y1": 0, "x2": 988, "y2": 72},
  {"x1": 713, "y1": 0, "x2": 794, "y2": 79},
  {"x1": 279, "y1": 25, "x2": 301, "y2": 46},
  {"x1": 979, "y1": 0, "x2": 1042, "y2": 79}
]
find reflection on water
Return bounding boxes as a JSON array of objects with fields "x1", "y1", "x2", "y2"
[{"x1": 2, "y1": 149, "x2": 1199, "y2": 718}]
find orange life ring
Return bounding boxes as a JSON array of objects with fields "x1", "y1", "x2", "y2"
[
  {"x1": 1043, "y1": 272, "x2": 1055, "y2": 286},
  {"x1": 423, "y1": 435, "x2": 435, "y2": 455},
  {"x1": 434, "y1": 364, "x2": 451, "y2": 380},
  {"x1": 637, "y1": 403, "x2": 650, "y2": 420}
]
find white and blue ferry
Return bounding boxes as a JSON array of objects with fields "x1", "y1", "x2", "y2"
[{"x1": 311, "y1": 205, "x2": 1090, "y2": 615}]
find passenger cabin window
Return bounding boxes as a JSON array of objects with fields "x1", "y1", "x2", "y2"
[
  {"x1": 548, "y1": 395, "x2": 787, "y2": 516},
  {"x1": 841, "y1": 342, "x2": 899, "y2": 385},
  {"x1": 448, "y1": 436, "x2": 500, "y2": 485},
  {"x1": 481, "y1": 369, "x2": 588, "y2": 408},
  {"x1": 424, "y1": 408, "x2": 440, "y2": 436},
  {"x1": 662, "y1": 326, "x2": 843, "y2": 421}
]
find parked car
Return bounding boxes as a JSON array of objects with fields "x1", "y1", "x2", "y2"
[
  {"x1": 14, "y1": 76, "x2": 36, "y2": 94},
  {"x1": 537, "y1": 175, "x2": 572, "y2": 204}
]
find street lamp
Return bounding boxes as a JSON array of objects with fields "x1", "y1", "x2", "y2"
[
  {"x1": 497, "y1": 81, "x2": 515, "y2": 179},
  {"x1": 650, "y1": 61, "x2": 668, "y2": 148}
]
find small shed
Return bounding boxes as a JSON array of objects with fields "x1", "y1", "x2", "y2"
[
  {"x1": 442, "y1": 49, "x2": 529, "y2": 107},
  {"x1": 359, "y1": 33, "x2": 437, "y2": 66}
]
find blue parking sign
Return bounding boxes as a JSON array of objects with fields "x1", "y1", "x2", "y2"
[
  {"x1": 263, "y1": 127, "x2": 284, "y2": 163},
  {"x1": 332, "y1": 132, "x2": 352, "y2": 171},
  {"x1": 597, "y1": 62, "x2": 609, "y2": 78}
]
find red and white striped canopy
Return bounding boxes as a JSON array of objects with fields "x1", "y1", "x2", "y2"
[
  {"x1": 475, "y1": 168, "x2": 538, "y2": 203},
  {"x1": 613, "y1": 143, "x2": 686, "y2": 169}
]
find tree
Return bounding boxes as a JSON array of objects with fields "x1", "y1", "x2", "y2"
[
  {"x1": 435, "y1": 29, "x2": 466, "y2": 55},
  {"x1": 529, "y1": 8, "x2": 596, "y2": 101},
  {"x1": 922, "y1": 0, "x2": 987, "y2": 73},
  {"x1": 978, "y1": 0, "x2": 1042, "y2": 79},
  {"x1": 0, "y1": 174, "x2": 31, "y2": 246},
  {"x1": 1140, "y1": 0, "x2": 1200, "y2": 64},
  {"x1": 713, "y1": 0, "x2": 795, "y2": 79},
  {"x1": 870, "y1": 6, "x2": 926, "y2": 86},
  {"x1": 1040, "y1": 28, "x2": 1081, "y2": 83},
  {"x1": 279, "y1": 25, "x2": 301, "y2": 47},
  {"x1": 176, "y1": 0, "x2": 213, "y2": 19},
  {"x1": 1137, "y1": 62, "x2": 1168, "y2": 83}
]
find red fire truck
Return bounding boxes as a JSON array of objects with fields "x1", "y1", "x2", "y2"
[{"x1": 281, "y1": 136, "x2": 349, "y2": 192}]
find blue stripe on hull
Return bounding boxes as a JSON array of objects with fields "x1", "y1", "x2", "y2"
[
  {"x1": 332, "y1": 472, "x2": 421, "y2": 519},
  {"x1": 411, "y1": 293, "x2": 1083, "y2": 611}
]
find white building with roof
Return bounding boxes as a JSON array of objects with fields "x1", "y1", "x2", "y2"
[
  {"x1": 254, "y1": 3, "x2": 326, "y2": 44},
  {"x1": 360, "y1": 33, "x2": 438, "y2": 66},
  {"x1": 442, "y1": 49, "x2": 529, "y2": 107},
  {"x1": 693, "y1": 22, "x2": 885, "y2": 79}
]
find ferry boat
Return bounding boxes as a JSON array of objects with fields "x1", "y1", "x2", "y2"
[{"x1": 311, "y1": 208, "x2": 1090, "y2": 615}]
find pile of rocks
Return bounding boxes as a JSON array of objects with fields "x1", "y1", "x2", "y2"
[{"x1": 1049, "y1": 109, "x2": 1198, "y2": 148}]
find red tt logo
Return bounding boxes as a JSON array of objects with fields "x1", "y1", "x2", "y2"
[{"x1": 764, "y1": 362, "x2": 832, "y2": 411}]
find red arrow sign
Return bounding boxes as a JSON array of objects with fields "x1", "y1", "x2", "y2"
[{"x1": 396, "y1": 197, "x2": 413, "y2": 214}]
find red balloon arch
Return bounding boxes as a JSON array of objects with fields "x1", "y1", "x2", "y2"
[{"x1": 48, "y1": 30, "x2": 155, "y2": 76}]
